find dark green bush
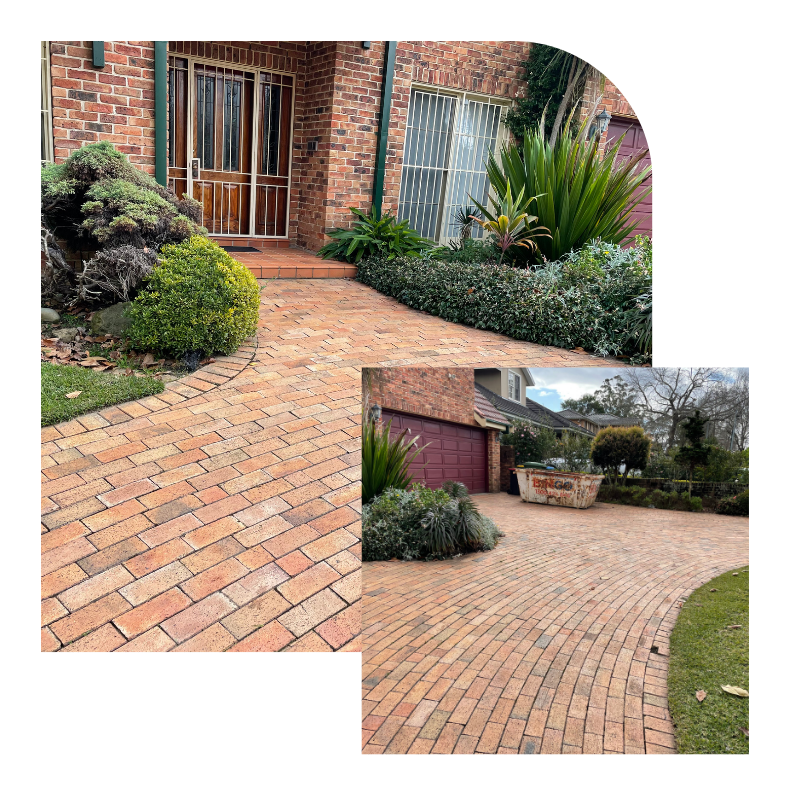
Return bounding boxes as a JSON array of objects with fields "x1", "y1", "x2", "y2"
[
  {"x1": 127, "y1": 236, "x2": 260, "y2": 358},
  {"x1": 716, "y1": 490, "x2": 749, "y2": 517},
  {"x1": 598, "y1": 484, "x2": 703, "y2": 513},
  {"x1": 318, "y1": 206, "x2": 435, "y2": 264},
  {"x1": 356, "y1": 238, "x2": 652, "y2": 357},
  {"x1": 362, "y1": 482, "x2": 502, "y2": 561}
]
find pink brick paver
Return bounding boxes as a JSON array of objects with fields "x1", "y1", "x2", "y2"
[
  {"x1": 362, "y1": 495, "x2": 749, "y2": 753},
  {"x1": 41, "y1": 279, "x2": 618, "y2": 653}
]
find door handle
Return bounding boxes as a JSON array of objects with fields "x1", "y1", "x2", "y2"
[{"x1": 191, "y1": 158, "x2": 200, "y2": 179}]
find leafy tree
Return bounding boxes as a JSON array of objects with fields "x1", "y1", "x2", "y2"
[
  {"x1": 501, "y1": 422, "x2": 558, "y2": 464},
  {"x1": 562, "y1": 375, "x2": 639, "y2": 419},
  {"x1": 591, "y1": 426, "x2": 651, "y2": 485},
  {"x1": 553, "y1": 431, "x2": 595, "y2": 473},
  {"x1": 674, "y1": 411, "x2": 712, "y2": 496},
  {"x1": 562, "y1": 394, "x2": 606, "y2": 416}
]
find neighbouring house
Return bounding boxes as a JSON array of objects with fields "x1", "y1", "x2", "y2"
[
  {"x1": 558, "y1": 409, "x2": 641, "y2": 434},
  {"x1": 40, "y1": 41, "x2": 648, "y2": 278},
  {"x1": 474, "y1": 368, "x2": 593, "y2": 438},
  {"x1": 368, "y1": 368, "x2": 510, "y2": 494}
]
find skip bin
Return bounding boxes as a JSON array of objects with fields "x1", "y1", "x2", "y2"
[{"x1": 514, "y1": 469, "x2": 604, "y2": 509}]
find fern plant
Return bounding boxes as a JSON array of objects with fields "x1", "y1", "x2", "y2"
[{"x1": 318, "y1": 206, "x2": 435, "y2": 264}]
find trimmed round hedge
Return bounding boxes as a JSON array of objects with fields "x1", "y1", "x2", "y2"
[{"x1": 127, "y1": 236, "x2": 260, "y2": 357}]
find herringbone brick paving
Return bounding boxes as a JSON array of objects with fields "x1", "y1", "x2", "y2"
[
  {"x1": 42, "y1": 279, "x2": 618, "y2": 653},
  {"x1": 361, "y1": 495, "x2": 749, "y2": 753}
]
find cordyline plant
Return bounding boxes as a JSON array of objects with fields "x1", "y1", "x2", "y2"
[
  {"x1": 470, "y1": 180, "x2": 551, "y2": 265},
  {"x1": 362, "y1": 407, "x2": 428, "y2": 504},
  {"x1": 485, "y1": 108, "x2": 652, "y2": 263}
]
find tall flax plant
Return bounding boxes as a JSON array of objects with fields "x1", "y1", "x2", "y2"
[
  {"x1": 486, "y1": 109, "x2": 652, "y2": 263},
  {"x1": 362, "y1": 404, "x2": 428, "y2": 504}
]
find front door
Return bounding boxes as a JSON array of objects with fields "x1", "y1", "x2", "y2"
[{"x1": 168, "y1": 56, "x2": 293, "y2": 238}]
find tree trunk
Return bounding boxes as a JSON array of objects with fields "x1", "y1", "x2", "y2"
[{"x1": 548, "y1": 57, "x2": 584, "y2": 147}]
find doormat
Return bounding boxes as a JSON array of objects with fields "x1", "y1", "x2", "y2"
[{"x1": 220, "y1": 246, "x2": 261, "y2": 253}]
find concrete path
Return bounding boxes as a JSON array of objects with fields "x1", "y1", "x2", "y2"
[
  {"x1": 42, "y1": 279, "x2": 618, "y2": 653},
  {"x1": 362, "y1": 494, "x2": 748, "y2": 753}
]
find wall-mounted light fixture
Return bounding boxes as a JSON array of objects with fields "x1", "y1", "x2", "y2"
[
  {"x1": 369, "y1": 403, "x2": 382, "y2": 422},
  {"x1": 589, "y1": 109, "x2": 612, "y2": 139},
  {"x1": 362, "y1": 41, "x2": 371, "y2": 49}
]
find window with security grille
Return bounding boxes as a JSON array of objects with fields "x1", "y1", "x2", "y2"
[{"x1": 398, "y1": 87, "x2": 507, "y2": 242}]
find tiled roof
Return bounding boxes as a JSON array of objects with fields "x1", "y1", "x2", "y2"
[
  {"x1": 587, "y1": 414, "x2": 640, "y2": 427},
  {"x1": 474, "y1": 383, "x2": 590, "y2": 435},
  {"x1": 474, "y1": 386, "x2": 510, "y2": 426},
  {"x1": 558, "y1": 409, "x2": 592, "y2": 421}
]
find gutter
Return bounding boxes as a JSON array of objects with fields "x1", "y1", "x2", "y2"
[
  {"x1": 474, "y1": 411, "x2": 508, "y2": 432},
  {"x1": 371, "y1": 41, "x2": 397, "y2": 216}
]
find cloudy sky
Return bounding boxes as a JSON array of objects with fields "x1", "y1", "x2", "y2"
[{"x1": 525, "y1": 368, "x2": 625, "y2": 411}]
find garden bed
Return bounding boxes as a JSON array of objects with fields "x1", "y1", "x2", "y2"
[{"x1": 355, "y1": 239, "x2": 652, "y2": 360}]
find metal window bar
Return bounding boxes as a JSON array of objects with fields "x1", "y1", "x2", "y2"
[{"x1": 41, "y1": 42, "x2": 54, "y2": 164}]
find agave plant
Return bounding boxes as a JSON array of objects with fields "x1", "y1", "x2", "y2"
[
  {"x1": 485, "y1": 109, "x2": 652, "y2": 262},
  {"x1": 452, "y1": 206, "x2": 478, "y2": 241},
  {"x1": 318, "y1": 206, "x2": 434, "y2": 264},
  {"x1": 469, "y1": 180, "x2": 551, "y2": 265},
  {"x1": 362, "y1": 408, "x2": 428, "y2": 504}
]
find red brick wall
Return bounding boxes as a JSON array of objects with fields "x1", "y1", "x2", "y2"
[
  {"x1": 579, "y1": 74, "x2": 638, "y2": 153},
  {"x1": 368, "y1": 367, "x2": 476, "y2": 427},
  {"x1": 487, "y1": 430, "x2": 501, "y2": 493},
  {"x1": 49, "y1": 41, "x2": 156, "y2": 173}
]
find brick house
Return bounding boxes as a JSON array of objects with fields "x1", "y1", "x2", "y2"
[
  {"x1": 367, "y1": 367, "x2": 510, "y2": 494},
  {"x1": 41, "y1": 40, "x2": 647, "y2": 278}
]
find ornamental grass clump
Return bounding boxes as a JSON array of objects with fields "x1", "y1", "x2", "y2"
[{"x1": 126, "y1": 236, "x2": 260, "y2": 358}]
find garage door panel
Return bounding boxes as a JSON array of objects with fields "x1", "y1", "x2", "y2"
[
  {"x1": 383, "y1": 410, "x2": 487, "y2": 494},
  {"x1": 607, "y1": 116, "x2": 652, "y2": 240}
]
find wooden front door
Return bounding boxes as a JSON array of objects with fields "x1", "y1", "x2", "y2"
[{"x1": 167, "y1": 56, "x2": 293, "y2": 238}]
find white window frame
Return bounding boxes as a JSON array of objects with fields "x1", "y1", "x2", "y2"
[
  {"x1": 398, "y1": 84, "x2": 511, "y2": 243},
  {"x1": 41, "y1": 41, "x2": 54, "y2": 164},
  {"x1": 508, "y1": 369, "x2": 522, "y2": 403}
]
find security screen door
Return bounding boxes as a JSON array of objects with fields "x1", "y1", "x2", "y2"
[
  {"x1": 398, "y1": 88, "x2": 507, "y2": 242},
  {"x1": 167, "y1": 56, "x2": 293, "y2": 237}
]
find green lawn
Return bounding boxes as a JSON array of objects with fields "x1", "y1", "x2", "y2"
[
  {"x1": 667, "y1": 567, "x2": 749, "y2": 753},
  {"x1": 42, "y1": 363, "x2": 164, "y2": 427}
]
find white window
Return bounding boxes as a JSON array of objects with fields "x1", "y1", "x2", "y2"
[
  {"x1": 508, "y1": 370, "x2": 522, "y2": 403},
  {"x1": 398, "y1": 87, "x2": 508, "y2": 242},
  {"x1": 41, "y1": 42, "x2": 54, "y2": 164}
]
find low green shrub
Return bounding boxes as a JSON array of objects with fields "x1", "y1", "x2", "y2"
[
  {"x1": 598, "y1": 484, "x2": 703, "y2": 512},
  {"x1": 318, "y1": 207, "x2": 435, "y2": 264},
  {"x1": 429, "y1": 237, "x2": 500, "y2": 265},
  {"x1": 362, "y1": 482, "x2": 502, "y2": 561},
  {"x1": 356, "y1": 238, "x2": 652, "y2": 357},
  {"x1": 127, "y1": 236, "x2": 260, "y2": 358},
  {"x1": 716, "y1": 490, "x2": 749, "y2": 517}
]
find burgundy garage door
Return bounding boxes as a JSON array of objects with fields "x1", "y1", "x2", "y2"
[
  {"x1": 386, "y1": 410, "x2": 488, "y2": 494},
  {"x1": 607, "y1": 116, "x2": 652, "y2": 239}
]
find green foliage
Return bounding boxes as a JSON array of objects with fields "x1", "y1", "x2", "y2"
[
  {"x1": 429, "y1": 237, "x2": 501, "y2": 265},
  {"x1": 591, "y1": 425, "x2": 652, "y2": 484},
  {"x1": 598, "y1": 484, "x2": 703, "y2": 512},
  {"x1": 42, "y1": 141, "x2": 205, "y2": 252},
  {"x1": 126, "y1": 236, "x2": 260, "y2": 358},
  {"x1": 470, "y1": 180, "x2": 551, "y2": 264},
  {"x1": 485, "y1": 112, "x2": 652, "y2": 263},
  {"x1": 668, "y1": 568, "x2": 749, "y2": 753},
  {"x1": 362, "y1": 413, "x2": 427, "y2": 504},
  {"x1": 674, "y1": 411, "x2": 713, "y2": 495},
  {"x1": 553, "y1": 431, "x2": 595, "y2": 473},
  {"x1": 505, "y1": 44, "x2": 582, "y2": 142},
  {"x1": 362, "y1": 483, "x2": 502, "y2": 561},
  {"x1": 41, "y1": 362, "x2": 163, "y2": 427},
  {"x1": 695, "y1": 447, "x2": 749, "y2": 483},
  {"x1": 356, "y1": 238, "x2": 652, "y2": 358},
  {"x1": 501, "y1": 422, "x2": 558, "y2": 464},
  {"x1": 716, "y1": 490, "x2": 749, "y2": 517},
  {"x1": 318, "y1": 206, "x2": 435, "y2": 264}
]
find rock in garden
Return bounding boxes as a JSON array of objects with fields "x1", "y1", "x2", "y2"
[
  {"x1": 41, "y1": 308, "x2": 60, "y2": 323},
  {"x1": 52, "y1": 327, "x2": 79, "y2": 343},
  {"x1": 91, "y1": 302, "x2": 132, "y2": 336}
]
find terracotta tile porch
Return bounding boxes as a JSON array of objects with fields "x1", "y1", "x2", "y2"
[{"x1": 210, "y1": 238, "x2": 355, "y2": 279}]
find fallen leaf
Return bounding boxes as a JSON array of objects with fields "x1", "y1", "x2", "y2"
[
  {"x1": 92, "y1": 365, "x2": 113, "y2": 372},
  {"x1": 141, "y1": 353, "x2": 156, "y2": 367},
  {"x1": 721, "y1": 685, "x2": 749, "y2": 697},
  {"x1": 709, "y1": 588, "x2": 718, "y2": 592},
  {"x1": 65, "y1": 391, "x2": 82, "y2": 399},
  {"x1": 727, "y1": 625, "x2": 742, "y2": 630},
  {"x1": 738, "y1": 727, "x2": 749, "y2": 738},
  {"x1": 696, "y1": 690, "x2": 706, "y2": 703},
  {"x1": 124, "y1": 368, "x2": 133, "y2": 376},
  {"x1": 467, "y1": 287, "x2": 475, "y2": 294},
  {"x1": 732, "y1": 572, "x2": 738, "y2": 576}
]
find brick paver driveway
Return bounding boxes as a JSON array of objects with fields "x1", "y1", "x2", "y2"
[
  {"x1": 362, "y1": 495, "x2": 749, "y2": 753},
  {"x1": 42, "y1": 280, "x2": 618, "y2": 653}
]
